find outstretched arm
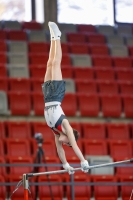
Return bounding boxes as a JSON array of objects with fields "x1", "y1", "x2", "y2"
[
  {"x1": 62, "y1": 119, "x2": 89, "y2": 173},
  {"x1": 54, "y1": 134, "x2": 74, "y2": 174},
  {"x1": 62, "y1": 119, "x2": 85, "y2": 162},
  {"x1": 54, "y1": 134, "x2": 67, "y2": 164}
]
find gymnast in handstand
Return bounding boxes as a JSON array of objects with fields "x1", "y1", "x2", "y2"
[{"x1": 42, "y1": 22, "x2": 89, "y2": 174}]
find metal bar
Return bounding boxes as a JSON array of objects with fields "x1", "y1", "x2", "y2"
[
  {"x1": 70, "y1": 174, "x2": 75, "y2": 200},
  {"x1": 26, "y1": 158, "x2": 132, "y2": 177}
]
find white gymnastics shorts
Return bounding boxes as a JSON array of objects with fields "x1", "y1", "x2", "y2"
[{"x1": 44, "y1": 101, "x2": 65, "y2": 128}]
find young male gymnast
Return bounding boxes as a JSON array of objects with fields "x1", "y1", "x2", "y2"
[{"x1": 42, "y1": 22, "x2": 89, "y2": 174}]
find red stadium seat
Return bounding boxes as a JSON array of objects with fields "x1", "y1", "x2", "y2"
[
  {"x1": 93, "y1": 175, "x2": 118, "y2": 200},
  {"x1": 38, "y1": 156, "x2": 60, "y2": 172},
  {"x1": 8, "y1": 91, "x2": 31, "y2": 115},
  {"x1": 0, "y1": 30, "x2": 7, "y2": 40},
  {"x1": 115, "y1": 69, "x2": 133, "y2": 81},
  {"x1": 30, "y1": 66, "x2": 46, "y2": 78},
  {"x1": 8, "y1": 78, "x2": 31, "y2": 92},
  {"x1": 82, "y1": 123, "x2": 106, "y2": 139},
  {"x1": 29, "y1": 53, "x2": 48, "y2": 64},
  {"x1": 99, "y1": 73, "x2": 108, "y2": 85},
  {"x1": 66, "y1": 156, "x2": 80, "y2": 167},
  {"x1": 119, "y1": 81, "x2": 133, "y2": 95},
  {"x1": 28, "y1": 42, "x2": 49, "y2": 53},
  {"x1": 62, "y1": 54, "x2": 71, "y2": 65},
  {"x1": 5, "y1": 138, "x2": 31, "y2": 157},
  {"x1": 75, "y1": 80, "x2": 97, "y2": 93},
  {"x1": 61, "y1": 43, "x2": 69, "y2": 54},
  {"x1": 120, "y1": 176, "x2": 133, "y2": 200},
  {"x1": 116, "y1": 160, "x2": 133, "y2": 176},
  {"x1": 122, "y1": 95, "x2": 133, "y2": 118},
  {"x1": 0, "y1": 65, "x2": 7, "y2": 77},
  {"x1": 77, "y1": 24, "x2": 96, "y2": 33},
  {"x1": 0, "y1": 122, "x2": 5, "y2": 139},
  {"x1": 22, "y1": 21, "x2": 42, "y2": 30},
  {"x1": 107, "y1": 123, "x2": 130, "y2": 140},
  {"x1": 61, "y1": 66, "x2": 73, "y2": 78},
  {"x1": 66, "y1": 174, "x2": 91, "y2": 199},
  {"x1": 32, "y1": 140, "x2": 57, "y2": 157},
  {"x1": 97, "y1": 80, "x2": 119, "y2": 94},
  {"x1": 6, "y1": 121, "x2": 31, "y2": 139},
  {"x1": 78, "y1": 93, "x2": 100, "y2": 117},
  {"x1": 113, "y1": 57, "x2": 132, "y2": 69},
  {"x1": 7, "y1": 30, "x2": 27, "y2": 41},
  {"x1": 73, "y1": 67, "x2": 94, "y2": 80},
  {"x1": 89, "y1": 44, "x2": 109, "y2": 56},
  {"x1": 0, "y1": 41, "x2": 7, "y2": 52},
  {"x1": 0, "y1": 78, "x2": 8, "y2": 92},
  {"x1": 0, "y1": 176, "x2": 6, "y2": 199},
  {"x1": 38, "y1": 175, "x2": 63, "y2": 199},
  {"x1": 62, "y1": 93, "x2": 77, "y2": 116},
  {"x1": 0, "y1": 53, "x2": 7, "y2": 64},
  {"x1": 109, "y1": 140, "x2": 132, "y2": 160},
  {"x1": 32, "y1": 122, "x2": 54, "y2": 140},
  {"x1": 32, "y1": 92, "x2": 44, "y2": 116},
  {"x1": 100, "y1": 94, "x2": 122, "y2": 117},
  {"x1": 87, "y1": 34, "x2": 106, "y2": 44},
  {"x1": 8, "y1": 156, "x2": 33, "y2": 175},
  {"x1": 69, "y1": 43, "x2": 89, "y2": 54},
  {"x1": 92, "y1": 56, "x2": 113, "y2": 67},
  {"x1": 66, "y1": 33, "x2": 87, "y2": 43},
  {"x1": 83, "y1": 139, "x2": 108, "y2": 156},
  {"x1": 31, "y1": 78, "x2": 44, "y2": 92}
]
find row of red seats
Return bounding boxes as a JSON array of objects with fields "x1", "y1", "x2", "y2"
[
  {"x1": 0, "y1": 21, "x2": 42, "y2": 30},
  {"x1": 0, "y1": 174, "x2": 132, "y2": 200},
  {"x1": 0, "y1": 78, "x2": 133, "y2": 95},
  {"x1": 1, "y1": 65, "x2": 133, "y2": 80},
  {"x1": 1, "y1": 51, "x2": 133, "y2": 67},
  {"x1": 1, "y1": 41, "x2": 133, "y2": 57},
  {"x1": 0, "y1": 30, "x2": 108, "y2": 43},
  {"x1": 1, "y1": 92, "x2": 133, "y2": 117},
  {"x1": 29, "y1": 55, "x2": 133, "y2": 67},
  {"x1": 0, "y1": 121, "x2": 133, "y2": 140},
  {"x1": 0, "y1": 139, "x2": 133, "y2": 159},
  {"x1": 0, "y1": 28, "x2": 132, "y2": 47}
]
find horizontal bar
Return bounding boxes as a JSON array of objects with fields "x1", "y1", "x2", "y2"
[{"x1": 27, "y1": 158, "x2": 132, "y2": 177}]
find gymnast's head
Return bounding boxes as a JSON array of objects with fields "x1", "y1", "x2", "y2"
[{"x1": 73, "y1": 128, "x2": 80, "y2": 142}]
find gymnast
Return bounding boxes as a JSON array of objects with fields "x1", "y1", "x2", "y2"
[{"x1": 42, "y1": 22, "x2": 89, "y2": 174}]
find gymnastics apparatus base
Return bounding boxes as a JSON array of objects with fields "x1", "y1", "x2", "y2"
[{"x1": 22, "y1": 158, "x2": 133, "y2": 200}]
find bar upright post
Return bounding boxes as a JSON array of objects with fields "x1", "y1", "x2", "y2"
[{"x1": 23, "y1": 174, "x2": 29, "y2": 200}]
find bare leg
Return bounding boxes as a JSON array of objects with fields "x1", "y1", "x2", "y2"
[
  {"x1": 48, "y1": 22, "x2": 62, "y2": 81},
  {"x1": 52, "y1": 39, "x2": 62, "y2": 80},
  {"x1": 44, "y1": 40, "x2": 55, "y2": 82}
]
